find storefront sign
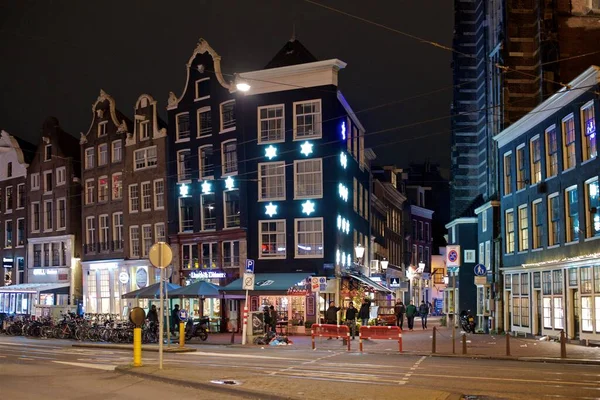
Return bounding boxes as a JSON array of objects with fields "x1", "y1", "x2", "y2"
[
  {"x1": 189, "y1": 270, "x2": 226, "y2": 279},
  {"x1": 3, "y1": 258, "x2": 13, "y2": 267},
  {"x1": 33, "y1": 269, "x2": 58, "y2": 276},
  {"x1": 389, "y1": 278, "x2": 401, "y2": 288},
  {"x1": 136, "y1": 267, "x2": 148, "y2": 288},
  {"x1": 119, "y1": 272, "x2": 130, "y2": 284},
  {"x1": 306, "y1": 295, "x2": 315, "y2": 316},
  {"x1": 90, "y1": 262, "x2": 118, "y2": 270}
]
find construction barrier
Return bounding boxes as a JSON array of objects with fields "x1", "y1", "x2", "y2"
[
  {"x1": 311, "y1": 324, "x2": 351, "y2": 351},
  {"x1": 359, "y1": 325, "x2": 402, "y2": 352}
]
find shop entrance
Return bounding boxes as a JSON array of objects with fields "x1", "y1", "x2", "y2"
[{"x1": 572, "y1": 289, "x2": 580, "y2": 339}]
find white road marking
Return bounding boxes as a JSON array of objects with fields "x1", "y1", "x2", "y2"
[
  {"x1": 183, "y1": 351, "x2": 308, "y2": 361},
  {"x1": 402, "y1": 356, "x2": 426, "y2": 384},
  {"x1": 52, "y1": 361, "x2": 116, "y2": 371}
]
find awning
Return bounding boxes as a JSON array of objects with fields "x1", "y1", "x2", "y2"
[
  {"x1": 169, "y1": 281, "x2": 220, "y2": 298},
  {"x1": 122, "y1": 282, "x2": 181, "y2": 299},
  {"x1": 346, "y1": 273, "x2": 394, "y2": 294},
  {"x1": 220, "y1": 273, "x2": 312, "y2": 295},
  {"x1": 0, "y1": 283, "x2": 70, "y2": 295}
]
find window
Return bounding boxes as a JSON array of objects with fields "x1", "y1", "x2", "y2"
[
  {"x1": 224, "y1": 189, "x2": 240, "y2": 228},
  {"x1": 353, "y1": 178, "x2": 358, "y2": 211},
  {"x1": 6, "y1": 162, "x2": 12, "y2": 178},
  {"x1": 294, "y1": 159, "x2": 322, "y2": 199},
  {"x1": 518, "y1": 205, "x2": 529, "y2": 251},
  {"x1": 220, "y1": 100, "x2": 236, "y2": 131},
  {"x1": 98, "y1": 143, "x2": 108, "y2": 166},
  {"x1": 548, "y1": 194, "x2": 560, "y2": 246},
  {"x1": 258, "y1": 104, "x2": 285, "y2": 143},
  {"x1": 85, "y1": 179, "x2": 95, "y2": 204},
  {"x1": 543, "y1": 297, "x2": 552, "y2": 328},
  {"x1": 44, "y1": 144, "x2": 52, "y2": 161},
  {"x1": 5, "y1": 186, "x2": 12, "y2": 212},
  {"x1": 56, "y1": 167, "x2": 66, "y2": 186},
  {"x1": 129, "y1": 226, "x2": 140, "y2": 257},
  {"x1": 201, "y1": 243, "x2": 217, "y2": 268},
  {"x1": 31, "y1": 202, "x2": 40, "y2": 232},
  {"x1": 98, "y1": 121, "x2": 107, "y2": 137},
  {"x1": 503, "y1": 152, "x2": 512, "y2": 195},
  {"x1": 259, "y1": 220, "x2": 286, "y2": 258},
  {"x1": 481, "y1": 212, "x2": 487, "y2": 232},
  {"x1": 98, "y1": 176, "x2": 108, "y2": 202},
  {"x1": 197, "y1": 107, "x2": 212, "y2": 137},
  {"x1": 176, "y1": 112, "x2": 190, "y2": 141},
  {"x1": 113, "y1": 212, "x2": 123, "y2": 250},
  {"x1": 425, "y1": 222, "x2": 430, "y2": 241},
  {"x1": 223, "y1": 241, "x2": 240, "y2": 268},
  {"x1": 129, "y1": 184, "x2": 139, "y2": 213},
  {"x1": 139, "y1": 120, "x2": 150, "y2": 140},
  {"x1": 199, "y1": 145, "x2": 214, "y2": 178},
  {"x1": 586, "y1": 179, "x2": 600, "y2": 238},
  {"x1": 85, "y1": 148, "x2": 95, "y2": 169},
  {"x1": 532, "y1": 200, "x2": 543, "y2": 249},
  {"x1": 31, "y1": 173, "x2": 40, "y2": 190},
  {"x1": 562, "y1": 114, "x2": 576, "y2": 170},
  {"x1": 530, "y1": 136, "x2": 542, "y2": 184},
  {"x1": 545, "y1": 126, "x2": 558, "y2": 178},
  {"x1": 516, "y1": 145, "x2": 526, "y2": 190},
  {"x1": 195, "y1": 78, "x2": 210, "y2": 100},
  {"x1": 99, "y1": 215, "x2": 109, "y2": 251},
  {"x1": 17, "y1": 218, "x2": 24, "y2": 246},
  {"x1": 581, "y1": 101, "x2": 596, "y2": 162},
  {"x1": 43, "y1": 171, "x2": 53, "y2": 193},
  {"x1": 479, "y1": 243, "x2": 484, "y2": 264},
  {"x1": 181, "y1": 244, "x2": 198, "y2": 269},
  {"x1": 16, "y1": 184, "x2": 24, "y2": 209},
  {"x1": 33, "y1": 244, "x2": 41, "y2": 267},
  {"x1": 141, "y1": 182, "x2": 152, "y2": 211},
  {"x1": 44, "y1": 200, "x2": 53, "y2": 231},
  {"x1": 142, "y1": 225, "x2": 152, "y2": 257},
  {"x1": 179, "y1": 197, "x2": 194, "y2": 232},
  {"x1": 43, "y1": 243, "x2": 50, "y2": 266},
  {"x1": 505, "y1": 210, "x2": 515, "y2": 253},
  {"x1": 155, "y1": 223, "x2": 166, "y2": 243},
  {"x1": 294, "y1": 99, "x2": 321, "y2": 139},
  {"x1": 5, "y1": 220, "x2": 12, "y2": 247},
  {"x1": 581, "y1": 267, "x2": 592, "y2": 294},
  {"x1": 554, "y1": 297, "x2": 564, "y2": 329},
  {"x1": 133, "y1": 147, "x2": 157, "y2": 170},
  {"x1": 295, "y1": 218, "x2": 323, "y2": 258},
  {"x1": 86, "y1": 217, "x2": 95, "y2": 248},
  {"x1": 112, "y1": 173, "x2": 122, "y2": 200},
  {"x1": 57, "y1": 198, "x2": 66, "y2": 230},
  {"x1": 485, "y1": 241, "x2": 491, "y2": 268},
  {"x1": 582, "y1": 296, "x2": 593, "y2": 332},
  {"x1": 419, "y1": 221, "x2": 424, "y2": 241},
  {"x1": 258, "y1": 162, "x2": 285, "y2": 201},
  {"x1": 221, "y1": 140, "x2": 238, "y2": 175},
  {"x1": 201, "y1": 193, "x2": 216, "y2": 230},
  {"x1": 552, "y1": 269, "x2": 563, "y2": 295},
  {"x1": 565, "y1": 186, "x2": 579, "y2": 243},
  {"x1": 154, "y1": 179, "x2": 164, "y2": 210},
  {"x1": 112, "y1": 140, "x2": 122, "y2": 163},
  {"x1": 177, "y1": 149, "x2": 192, "y2": 181}
]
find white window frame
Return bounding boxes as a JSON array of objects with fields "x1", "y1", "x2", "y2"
[
  {"x1": 485, "y1": 240, "x2": 491, "y2": 268},
  {"x1": 5, "y1": 220, "x2": 12, "y2": 248},
  {"x1": 562, "y1": 113, "x2": 577, "y2": 171},
  {"x1": 545, "y1": 125, "x2": 558, "y2": 178},
  {"x1": 293, "y1": 99, "x2": 322, "y2": 140},
  {"x1": 479, "y1": 242, "x2": 484, "y2": 264},
  {"x1": 44, "y1": 144, "x2": 52, "y2": 161},
  {"x1": 179, "y1": 197, "x2": 194, "y2": 233},
  {"x1": 31, "y1": 173, "x2": 40, "y2": 191},
  {"x1": 43, "y1": 200, "x2": 53, "y2": 232},
  {"x1": 43, "y1": 170, "x2": 53, "y2": 194},
  {"x1": 548, "y1": 192, "x2": 560, "y2": 247},
  {"x1": 200, "y1": 193, "x2": 216, "y2": 231},
  {"x1": 257, "y1": 104, "x2": 285, "y2": 143},
  {"x1": 221, "y1": 139, "x2": 238, "y2": 176},
  {"x1": 142, "y1": 224, "x2": 152, "y2": 257},
  {"x1": 113, "y1": 212, "x2": 123, "y2": 250},
  {"x1": 141, "y1": 181, "x2": 152, "y2": 212},
  {"x1": 111, "y1": 140, "x2": 122, "y2": 163},
  {"x1": 154, "y1": 223, "x2": 166, "y2": 243},
  {"x1": 223, "y1": 189, "x2": 240, "y2": 229},
  {"x1": 530, "y1": 134, "x2": 542, "y2": 185},
  {"x1": 194, "y1": 78, "x2": 210, "y2": 101},
  {"x1": 196, "y1": 106, "x2": 212, "y2": 138},
  {"x1": 98, "y1": 143, "x2": 108, "y2": 166},
  {"x1": 85, "y1": 179, "x2": 94, "y2": 205},
  {"x1": 98, "y1": 175, "x2": 108, "y2": 203},
  {"x1": 129, "y1": 226, "x2": 140, "y2": 258},
  {"x1": 85, "y1": 147, "x2": 95, "y2": 169},
  {"x1": 516, "y1": 143, "x2": 526, "y2": 191},
  {"x1": 99, "y1": 214, "x2": 109, "y2": 249},
  {"x1": 518, "y1": 204, "x2": 529, "y2": 252},
  {"x1": 176, "y1": 112, "x2": 191, "y2": 142},
  {"x1": 177, "y1": 149, "x2": 192, "y2": 182},
  {"x1": 294, "y1": 217, "x2": 324, "y2": 258},
  {"x1": 585, "y1": 177, "x2": 600, "y2": 239},
  {"x1": 258, "y1": 161, "x2": 286, "y2": 201},
  {"x1": 5, "y1": 185, "x2": 12, "y2": 213},
  {"x1": 16, "y1": 217, "x2": 25, "y2": 247},
  {"x1": 222, "y1": 240, "x2": 240, "y2": 268},
  {"x1": 219, "y1": 100, "x2": 236, "y2": 133},
  {"x1": 532, "y1": 199, "x2": 543, "y2": 249},
  {"x1": 258, "y1": 219, "x2": 286, "y2": 259},
  {"x1": 56, "y1": 197, "x2": 67, "y2": 231},
  {"x1": 31, "y1": 202, "x2": 40, "y2": 232},
  {"x1": 56, "y1": 167, "x2": 66, "y2": 186},
  {"x1": 481, "y1": 211, "x2": 487, "y2": 232},
  {"x1": 16, "y1": 183, "x2": 24, "y2": 210},
  {"x1": 153, "y1": 179, "x2": 164, "y2": 210},
  {"x1": 293, "y1": 158, "x2": 323, "y2": 200},
  {"x1": 505, "y1": 208, "x2": 515, "y2": 254},
  {"x1": 98, "y1": 121, "x2": 107, "y2": 137},
  {"x1": 198, "y1": 145, "x2": 214, "y2": 179},
  {"x1": 139, "y1": 120, "x2": 151, "y2": 141},
  {"x1": 503, "y1": 151, "x2": 513, "y2": 196},
  {"x1": 581, "y1": 100, "x2": 597, "y2": 162},
  {"x1": 133, "y1": 146, "x2": 158, "y2": 171},
  {"x1": 464, "y1": 250, "x2": 476, "y2": 263},
  {"x1": 129, "y1": 184, "x2": 139, "y2": 213}
]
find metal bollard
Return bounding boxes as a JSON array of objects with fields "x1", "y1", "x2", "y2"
[
  {"x1": 506, "y1": 332, "x2": 511, "y2": 356},
  {"x1": 133, "y1": 327, "x2": 142, "y2": 367},
  {"x1": 179, "y1": 322, "x2": 185, "y2": 348},
  {"x1": 462, "y1": 333, "x2": 467, "y2": 355},
  {"x1": 560, "y1": 330, "x2": 567, "y2": 358},
  {"x1": 432, "y1": 326, "x2": 436, "y2": 354}
]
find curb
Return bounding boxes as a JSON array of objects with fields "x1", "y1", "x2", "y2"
[
  {"x1": 114, "y1": 366, "x2": 295, "y2": 400},
  {"x1": 72, "y1": 344, "x2": 197, "y2": 353},
  {"x1": 396, "y1": 351, "x2": 600, "y2": 365}
]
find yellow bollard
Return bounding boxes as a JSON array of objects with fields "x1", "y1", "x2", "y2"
[
  {"x1": 179, "y1": 322, "x2": 185, "y2": 348},
  {"x1": 133, "y1": 327, "x2": 142, "y2": 367}
]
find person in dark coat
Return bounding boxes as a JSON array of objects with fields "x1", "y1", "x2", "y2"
[
  {"x1": 394, "y1": 301, "x2": 406, "y2": 330},
  {"x1": 269, "y1": 305, "x2": 278, "y2": 334},
  {"x1": 263, "y1": 306, "x2": 271, "y2": 333},
  {"x1": 419, "y1": 301, "x2": 430, "y2": 329},
  {"x1": 325, "y1": 301, "x2": 341, "y2": 340},
  {"x1": 147, "y1": 305, "x2": 159, "y2": 324},
  {"x1": 358, "y1": 298, "x2": 371, "y2": 326},
  {"x1": 405, "y1": 301, "x2": 417, "y2": 331},
  {"x1": 170, "y1": 304, "x2": 180, "y2": 335},
  {"x1": 345, "y1": 302, "x2": 358, "y2": 339}
]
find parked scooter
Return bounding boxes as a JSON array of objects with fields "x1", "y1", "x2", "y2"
[
  {"x1": 185, "y1": 316, "x2": 209, "y2": 341},
  {"x1": 459, "y1": 310, "x2": 476, "y2": 333}
]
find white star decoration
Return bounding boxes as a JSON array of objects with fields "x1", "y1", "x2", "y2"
[
  {"x1": 341, "y1": 121, "x2": 346, "y2": 140},
  {"x1": 201, "y1": 180, "x2": 212, "y2": 194},
  {"x1": 300, "y1": 141, "x2": 313, "y2": 156},
  {"x1": 179, "y1": 183, "x2": 189, "y2": 197},
  {"x1": 265, "y1": 145, "x2": 277, "y2": 160},
  {"x1": 340, "y1": 152, "x2": 348, "y2": 169},
  {"x1": 225, "y1": 176, "x2": 235, "y2": 190},
  {"x1": 265, "y1": 202, "x2": 277, "y2": 217},
  {"x1": 301, "y1": 200, "x2": 315, "y2": 215}
]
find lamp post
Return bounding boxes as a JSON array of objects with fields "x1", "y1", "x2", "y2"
[
  {"x1": 380, "y1": 258, "x2": 389, "y2": 272},
  {"x1": 354, "y1": 244, "x2": 365, "y2": 274},
  {"x1": 418, "y1": 262, "x2": 426, "y2": 303}
]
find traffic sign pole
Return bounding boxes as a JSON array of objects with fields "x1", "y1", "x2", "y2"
[
  {"x1": 242, "y1": 290, "x2": 249, "y2": 345},
  {"x1": 149, "y1": 242, "x2": 173, "y2": 370}
]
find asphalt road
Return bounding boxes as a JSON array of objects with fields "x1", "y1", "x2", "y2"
[{"x1": 0, "y1": 336, "x2": 599, "y2": 399}]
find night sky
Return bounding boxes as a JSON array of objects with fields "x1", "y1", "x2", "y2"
[{"x1": 0, "y1": 1, "x2": 453, "y2": 169}]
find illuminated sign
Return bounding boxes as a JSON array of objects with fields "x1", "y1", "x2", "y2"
[
  {"x1": 338, "y1": 183, "x2": 348, "y2": 201},
  {"x1": 190, "y1": 270, "x2": 226, "y2": 279},
  {"x1": 341, "y1": 121, "x2": 346, "y2": 140},
  {"x1": 33, "y1": 269, "x2": 58, "y2": 276},
  {"x1": 389, "y1": 278, "x2": 400, "y2": 288},
  {"x1": 119, "y1": 272, "x2": 130, "y2": 284},
  {"x1": 89, "y1": 262, "x2": 118, "y2": 270}
]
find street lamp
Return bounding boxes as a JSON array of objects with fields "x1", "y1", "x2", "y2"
[
  {"x1": 354, "y1": 244, "x2": 365, "y2": 260},
  {"x1": 236, "y1": 82, "x2": 251, "y2": 92},
  {"x1": 417, "y1": 262, "x2": 425, "y2": 273},
  {"x1": 443, "y1": 276, "x2": 449, "y2": 285},
  {"x1": 380, "y1": 258, "x2": 389, "y2": 271}
]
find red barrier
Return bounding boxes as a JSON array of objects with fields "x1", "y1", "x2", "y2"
[
  {"x1": 359, "y1": 325, "x2": 402, "y2": 352},
  {"x1": 311, "y1": 324, "x2": 351, "y2": 351}
]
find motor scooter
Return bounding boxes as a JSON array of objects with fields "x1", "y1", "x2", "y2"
[
  {"x1": 185, "y1": 316, "x2": 210, "y2": 341},
  {"x1": 459, "y1": 310, "x2": 476, "y2": 333}
]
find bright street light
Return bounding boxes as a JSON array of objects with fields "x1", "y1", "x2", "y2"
[
  {"x1": 380, "y1": 258, "x2": 389, "y2": 270},
  {"x1": 236, "y1": 82, "x2": 251, "y2": 92},
  {"x1": 354, "y1": 244, "x2": 365, "y2": 259}
]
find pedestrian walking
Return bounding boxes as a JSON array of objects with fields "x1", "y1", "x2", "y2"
[
  {"x1": 326, "y1": 301, "x2": 341, "y2": 340},
  {"x1": 263, "y1": 306, "x2": 271, "y2": 333},
  {"x1": 170, "y1": 304, "x2": 180, "y2": 335},
  {"x1": 405, "y1": 301, "x2": 417, "y2": 331},
  {"x1": 358, "y1": 298, "x2": 371, "y2": 327},
  {"x1": 269, "y1": 305, "x2": 278, "y2": 334},
  {"x1": 394, "y1": 301, "x2": 405, "y2": 330},
  {"x1": 419, "y1": 301, "x2": 430, "y2": 329},
  {"x1": 147, "y1": 305, "x2": 159, "y2": 324},
  {"x1": 345, "y1": 302, "x2": 358, "y2": 339}
]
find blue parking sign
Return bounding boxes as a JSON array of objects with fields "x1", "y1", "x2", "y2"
[{"x1": 245, "y1": 259, "x2": 255, "y2": 273}]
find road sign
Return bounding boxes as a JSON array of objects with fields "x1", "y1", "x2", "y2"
[
  {"x1": 319, "y1": 277, "x2": 327, "y2": 292},
  {"x1": 129, "y1": 307, "x2": 146, "y2": 327},
  {"x1": 242, "y1": 273, "x2": 255, "y2": 290},
  {"x1": 245, "y1": 259, "x2": 255, "y2": 274},
  {"x1": 149, "y1": 242, "x2": 173, "y2": 269},
  {"x1": 474, "y1": 264, "x2": 487, "y2": 276},
  {"x1": 178, "y1": 309, "x2": 188, "y2": 322},
  {"x1": 446, "y1": 245, "x2": 461, "y2": 268}
]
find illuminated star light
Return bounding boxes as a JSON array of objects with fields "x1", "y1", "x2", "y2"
[
  {"x1": 301, "y1": 200, "x2": 315, "y2": 215},
  {"x1": 265, "y1": 145, "x2": 277, "y2": 160},
  {"x1": 338, "y1": 183, "x2": 348, "y2": 201},
  {"x1": 340, "y1": 152, "x2": 348, "y2": 169},
  {"x1": 265, "y1": 202, "x2": 277, "y2": 217},
  {"x1": 346, "y1": 254, "x2": 351, "y2": 266},
  {"x1": 201, "y1": 180, "x2": 212, "y2": 194},
  {"x1": 336, "y1": 249, "x2": 341, "y2": 265},
  {"x1": 225, "y1": 176, "x2": 235, "y2": 190},
  {"x1": 341, "y1": 121, "x2": 346, "y2": 140},
  {"x1": 179, "y1": 183, "x2": 189, "y2": 197},
  {"x1": 300, "y1": 141, "x2": 313, "y2": 156},
  {"x1": 341, "y1": 252, "x2": 347, "y2": 267},
  {"x1": 337, "y1": 215, "x2": 342, "y2": 229}
]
